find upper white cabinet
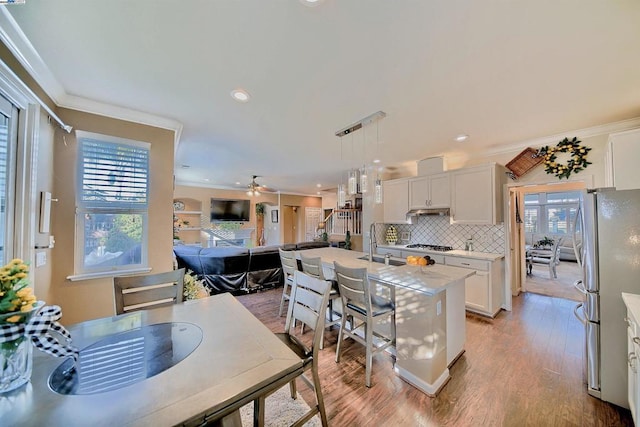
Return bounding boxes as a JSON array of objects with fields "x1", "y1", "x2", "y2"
[
  {"x1": 450, "y1": 163, "x2": 506, "y2": 225},
  {"x1": 408, "y1": 173, "x2": 450, "y2": 209},
  {"x1": 383, "y1": 178, "x2": 410, "y2": 223},
  {"x1": 606, "y1": 129, "x2": 640, "y2": 190}
]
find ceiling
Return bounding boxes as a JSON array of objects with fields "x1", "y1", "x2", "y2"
[{"x1": 4, "y1": 1, "x2": 640, "y2": 195}]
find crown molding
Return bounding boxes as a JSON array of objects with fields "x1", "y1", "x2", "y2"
[
  {"x1": 0, "y1": 7, "x2": 183, "y2": 147},
  {"x1": 485, "y1": 116, "x2": 640, "y2": 157},
  {"x1": 0, "y1": 7, "x2": 66, "y2": 104}
]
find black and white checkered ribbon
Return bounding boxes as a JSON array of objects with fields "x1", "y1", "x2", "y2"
[{"x1": 0, "y1": 305, "x2": 78, "y2": 363}]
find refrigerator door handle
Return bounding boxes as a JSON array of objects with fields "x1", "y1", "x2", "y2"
[
  {"x1": 574, "y1": 302, "x2": 586, "y2": 325},
  {"x1": 574, "y1": 279, "x2": 586, "y2": 294},
  {"x1": 573, "y1": 204, "x2": 583, "y2": 268}
]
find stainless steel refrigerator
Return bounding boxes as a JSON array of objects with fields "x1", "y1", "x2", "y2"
[{"x1": 574, "y1": 188, "x2": 640, "y2": 408}]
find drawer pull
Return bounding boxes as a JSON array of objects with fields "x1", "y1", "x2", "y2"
[
  {"x1": 462, "y1": 263, "x2": 470, "y2": 266},
  {"x1": 626, "y1": 317, "x2": 634, "y2": 327},
  {"x1": 634, "y1": 337, "x2": 640, "y2": 345},
  {"x1": 630, "y1": 352, "x2": 638, "y2": 373}
]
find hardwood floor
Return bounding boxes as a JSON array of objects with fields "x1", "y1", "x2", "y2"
[
  {"x1": 236, "y1": 288, "x2": 633, "y2": 426},
  {"x1": 525, "y1": 260, "x2": 582, "y2": 302}
]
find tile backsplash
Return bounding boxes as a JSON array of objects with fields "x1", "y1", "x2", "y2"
[{"x1": 379, "y1": 215, "x2": 506, "y2": 254}]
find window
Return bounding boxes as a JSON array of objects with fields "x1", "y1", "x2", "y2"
[
  {"x1": 75, "y1": 131, "x2": 149, "y2": 276},
  {"x1": 0, "y1": 95, "x2": 19, "y2": 264},
  {"x1": 524, "y1": 190, "x2": 580, "y2": 236}
]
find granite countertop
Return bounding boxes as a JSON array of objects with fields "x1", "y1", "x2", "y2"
[
  {"x1": 299, "y1": 247, "x2": 474, "y2": 296},
  {"x1": 377, "y1": 244, "x2": 504, "y2": 262}
]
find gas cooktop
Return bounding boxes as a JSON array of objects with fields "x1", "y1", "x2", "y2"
[{"x1": 405, "y1": 243, "x2": 453, "y2": 252}]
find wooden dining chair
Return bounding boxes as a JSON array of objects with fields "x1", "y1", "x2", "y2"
[
  {"x1": 333, "y1": 262, "x2": 395, "y2": 388},
  {"x1": 529, "y1": 237, "x2": 563, "y2": 279},
  {"x1": 299, "y1": 253, "x2": 341, "y2": 349},
  {"x1": 255, "y1": 270, "x2": 330, "y2": 427},
  {"x1": 278, "y1": 248, "x2": 298, "y2": 317},
  {"x1": 113, "y1": 268, "x2": 185, "y2": 315}
]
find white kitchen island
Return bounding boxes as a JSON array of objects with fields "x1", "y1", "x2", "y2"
[{"x1": 298, "y1": 247, "x2": 474, "y2": 396}]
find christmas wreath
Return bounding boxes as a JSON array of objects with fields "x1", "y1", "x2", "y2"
[{"x1": 536, "y1": 137, "x2": 591, "y2": 179}]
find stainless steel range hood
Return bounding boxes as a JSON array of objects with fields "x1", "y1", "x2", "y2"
[{"x1": 406, "y1": 208, "x2": 450, "y2": 217}]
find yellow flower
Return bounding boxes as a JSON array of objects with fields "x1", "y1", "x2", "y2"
[
  {"x1": 6, "y1": 314, "x2": 21, "y2": 323},
  {"x1": 10, "y1": 258, "x2": 23, "y2": 265}
]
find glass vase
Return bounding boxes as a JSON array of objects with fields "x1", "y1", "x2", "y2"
[{"x1": 0, "y1": 301, "x2": 44, "y2": 393}]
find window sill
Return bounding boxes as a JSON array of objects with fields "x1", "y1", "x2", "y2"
[{"x1": 66, "y1": 268, "x2": 152, "y2": 282}]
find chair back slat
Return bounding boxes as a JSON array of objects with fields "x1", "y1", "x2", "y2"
[
  {"x1": 279, "y1": 248, "x2": 298, "y2": 280},
  {"x1": 114, "y1": 268, "x2": 185, "y2": 315},
  {"x1": 285, "y1": 271, "x2": 331, "y2": 351},
  {"x1": 300, "y1": 254, "x2": 324, "y2": 280},
  {"x1": 333, "y1": 263, "x2": 369, "y2": 310}
]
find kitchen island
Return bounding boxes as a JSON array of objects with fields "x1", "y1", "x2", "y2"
[{"x1": 298, "y1": 247, "x2": 474, "y2": 396}]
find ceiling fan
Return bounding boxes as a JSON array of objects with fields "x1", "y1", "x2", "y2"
[{"x1": 246, "y1": 175, "x2": 275, "y2": 196}]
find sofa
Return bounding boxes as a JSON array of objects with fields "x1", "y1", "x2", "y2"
[
  {"x1": 524, "y1": 233, "x2": 580, "y2": 262},
  {"x1": 173, "y1": 241, "x2": 331, "y2": 295}
]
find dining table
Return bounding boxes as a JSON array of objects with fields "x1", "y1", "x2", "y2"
[{"x1": 0, "y1": 293, "x2": 303, "y2": 427}]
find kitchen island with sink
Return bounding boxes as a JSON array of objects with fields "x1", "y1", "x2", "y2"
[{"x1": 298, "y1": 247, "x2": 474, "y2": 396}]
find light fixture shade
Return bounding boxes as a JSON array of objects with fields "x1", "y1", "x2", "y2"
[
  {"x1": 348, "y1": 169, "x2": 358, "y2": 195},
  {"x1": 338, "y1": 184, "x2": 346, "y2": 207},
  {"x1": 374, "y1": 178, "x2": 383, "y2": 204},
  {"x1": 360, "y1": 166, "x2": 368, "y2": 193}
]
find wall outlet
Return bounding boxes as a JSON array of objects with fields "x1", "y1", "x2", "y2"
[{"x1": 36, "y1": 251, "x2": 46, "y2": 267}]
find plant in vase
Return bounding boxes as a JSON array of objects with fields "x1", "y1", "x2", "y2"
[
  {"x1": 0, "y1": 259, "x2": 41, "y2": 392},
  {"x1": 0, "y1": 259, "x2": 78, "y2": 393},
  {"x1": 183, "y1": 270, "x2": 210, "y2": 301}
]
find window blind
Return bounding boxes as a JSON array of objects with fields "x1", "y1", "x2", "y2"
[{"x1": 79, "y1": 138, "x2": 149, "y2": 208}]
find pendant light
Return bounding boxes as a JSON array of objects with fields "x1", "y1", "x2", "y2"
[
  {"x1": 360, "y1": 124, "x2": 368, "y2": 193},
  {"x1": 374, "y1": 120, "x2": 383, "y2": 204},
  {"x1": 347, "y1": 133, "x2": 357, "y2": 195}
]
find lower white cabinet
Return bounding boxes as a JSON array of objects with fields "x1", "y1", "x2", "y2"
[
  {"x1": 624, "y1": 302, "x2": 640, "y2": 425},
  {"x1": 445, "y1": 256, "x2": 504, "y2": 317}
]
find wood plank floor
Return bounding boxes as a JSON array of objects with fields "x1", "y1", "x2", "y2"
[{"x1": 236, "y1": 289, "x2": 633, "y2": 426}]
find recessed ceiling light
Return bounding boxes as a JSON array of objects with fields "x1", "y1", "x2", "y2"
[
  {"x1": 300, "y1": 0, "x2": 323, "y2": 7},
  {"x1": 373, "y1": 159, "x2": 381, "y2": 164},
  {"x1": 316, "y1": 184, "x2": 322, "y2": 188},
  {"x1": 235, "y1": 181, "x2": 241, "y2": 185},
  {"x1": 455, "y1": 134, "x2": 469, "y2": 142},
  {"x1": 204, "y1": 178, "x2": 210, "y2": 182},
  {"x1": 231, "y1": 88, "x2": 250, "y2": 102}
]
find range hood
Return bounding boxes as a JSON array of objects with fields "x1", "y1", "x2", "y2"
[{"x1": 406, "y1": 208, "x2": 450, "y2": 217}]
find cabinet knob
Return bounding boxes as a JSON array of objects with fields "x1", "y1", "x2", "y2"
[
  {"x1": 634, "y1": 337, "x2": 640, "y2": 345},
  {"x1": 629, "y1": 352, "x2": 638, "y2": 373}
]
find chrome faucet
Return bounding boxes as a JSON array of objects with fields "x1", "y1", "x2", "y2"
[{"x1": 369, "y1": 222, "x2": 377, "y2": 261}]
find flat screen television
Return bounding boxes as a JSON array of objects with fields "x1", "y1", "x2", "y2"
[{"x1": 210, "y1": 198, "x2": 251, "y2": 222}]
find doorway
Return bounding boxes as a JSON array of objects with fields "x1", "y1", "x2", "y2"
[
  {"x1": 509, "y1": 181, "x2": 585, "y2": 302},
  {"x1": 282, "y1": 206, "x2": 298, "y2": 244}
]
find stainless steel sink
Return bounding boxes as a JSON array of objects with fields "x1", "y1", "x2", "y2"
[{"x1": 358, "y1": 255, "x2": 406, "y2": 266}]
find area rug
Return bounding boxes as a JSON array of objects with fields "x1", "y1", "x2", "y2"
[{"x1": 239, "y1": 385, "x2": 321, "y2": 427}]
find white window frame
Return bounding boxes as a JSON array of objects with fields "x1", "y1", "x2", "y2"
[{"x1": 71, "y1": 131, "x2": 150, "y2": 279}]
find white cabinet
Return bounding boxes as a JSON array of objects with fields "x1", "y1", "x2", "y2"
[
  {"x1": 449, "y1": 163, "x2": 506, "y2": 225},
  {"x1": 383, "y1": 178, "x2": 410, "y2": 223},
  {"x1": 607, "y1": 129, "x2": 640, "y2": 190},
  {"x1": 624, "y1": 298, "x2": 640, "y2": 425},
  {"x1": 445, "y1": 256, "x2": 504, "y2": 317},
  {"x1": 408, "y1": 173, "x2": 450, "y2": 209}
]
